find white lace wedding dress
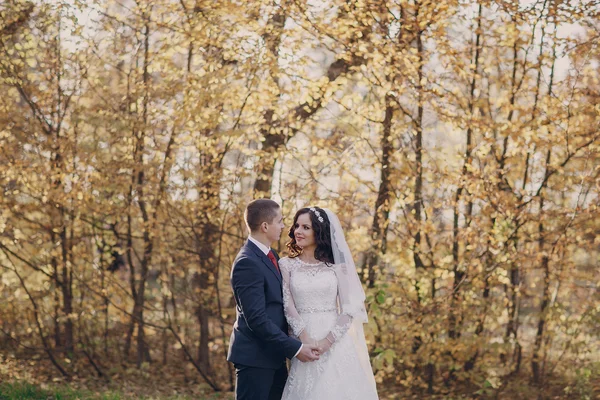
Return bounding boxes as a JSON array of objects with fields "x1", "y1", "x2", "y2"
[{"x1": 279, "y1": 256, "x2": 379, "y2": 400}]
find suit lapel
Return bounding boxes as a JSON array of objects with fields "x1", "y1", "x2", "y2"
[{"x1": 245, "y1": 240, "x2": 282, "y2": 284}]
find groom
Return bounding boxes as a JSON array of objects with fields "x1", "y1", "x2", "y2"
[{"x1": 227, "y1": 199, "x2": 320, "y2": 400}]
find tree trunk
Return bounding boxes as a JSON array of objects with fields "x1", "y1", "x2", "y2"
[
  {"x1": 193, "y1": 145, "x2": 223, "y2": 375},
  {"x1": 253, "y1": 6, "x2": 368, "y2": 195},
  {"x1": 464, "y1": 275, "x2": 490, "y2": 372},
  {"x1": 253, "y1": 8, "x2": 286, "y2": 197},
  {"x1": 52, "y1": 252, "x2": 62, "y2": 350},
  {"x1": 124, "y1": 13, "x2": 154, "y2": 366},
  {"x1": 449, "y1": 1, "x2": 482, "y2": 341},
  {"x1": 413, "y1": 8, "x2": 434, "y2": 393},
  {"x1": 60, "y1": 226, "x2": 74, "y2": 357},
  {"x1": 134, "y1": 15, "x2": 153, "y2": 367},
  {"x1": 364, "y1": 94, "x2": 394, "y2": 288},
  {"x1": 532, "y1": 149, "x2": 552, "y2": 384}
]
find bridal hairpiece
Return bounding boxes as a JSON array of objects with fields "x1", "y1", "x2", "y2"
[{"x1": 309, "y1": 207, "x2": 324, "y2": 223}]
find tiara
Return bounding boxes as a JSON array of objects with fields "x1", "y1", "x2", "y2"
[{"x1": 309, "y1": 207, "x2": 324, "y2": 222}]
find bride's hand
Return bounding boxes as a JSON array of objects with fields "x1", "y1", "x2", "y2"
[
  {"x1": 316, "y1": 337, "x2": 332, "y2": 355},
  {"x1": 299, "y1": 330, "x2": 316, "y2": 345}
]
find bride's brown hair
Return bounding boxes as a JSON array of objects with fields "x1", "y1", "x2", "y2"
[{"x1": 286, "y1": 207, "x2": 334, "y2": 264}]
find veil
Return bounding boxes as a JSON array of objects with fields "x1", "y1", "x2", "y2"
[
  {"x1": 323, "y1": 209, "x2": 376, "y2": 385},
  {"x1": 324, "y1": 208, "x2": 368, "y2": 323}
]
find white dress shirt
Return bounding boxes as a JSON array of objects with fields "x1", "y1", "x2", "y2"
[
  {"x1": 248, "y1": 235, "x2": 303, "y2": 359},
  {"x1": 248, "y1": 235, "x2": 270, "y2": 255}
]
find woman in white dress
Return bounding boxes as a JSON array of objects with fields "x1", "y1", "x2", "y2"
[{"x1": 279, "y1": 207, "x2": 379, "y2": 400}]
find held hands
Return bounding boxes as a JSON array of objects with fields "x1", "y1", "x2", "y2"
[
  {"x1": 297, "y1": 331, "x2": 320, "y2": 362},
  {"x1": 316, "y1": 337, "x2": 332, "y2": 355},
  {"x1": 296, "y1": 344, "x2": 320, "y2": 362},
  {"x1": 296, "y1": 330, "x2": 335, "y2": 362}
]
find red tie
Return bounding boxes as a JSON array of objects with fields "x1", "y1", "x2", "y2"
[{"x1": 267, "y1": 250, "x2": 280, "y2": 274}]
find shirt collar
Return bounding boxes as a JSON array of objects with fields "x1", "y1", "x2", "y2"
[{"x1": 248, "y1": 235, "x2": 270, "y2": 255}]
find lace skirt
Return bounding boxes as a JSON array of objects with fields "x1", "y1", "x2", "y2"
[{"x1": 282, "y1": 311, "x2": 379, "y2": 400}]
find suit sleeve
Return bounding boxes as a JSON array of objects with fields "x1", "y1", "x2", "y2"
[{"x1": 231, "y1": 257, "x2": 302, "y2": 359}]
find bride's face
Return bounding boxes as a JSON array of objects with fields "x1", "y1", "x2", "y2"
[{"x1": 293, "y1": 213, "x2": 316, "y2": 250}]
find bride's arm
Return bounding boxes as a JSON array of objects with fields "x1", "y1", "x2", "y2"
[
  {"x1": 281, "y1": 259, "x2": 312, "y2": 342},
  {"x1": 317, "y1": 264, "x2": 357, "y2": 352}
]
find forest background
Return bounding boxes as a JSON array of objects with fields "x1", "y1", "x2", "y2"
[{"x1": 0, "y1": 0, "x2": 599, "y2": 399}]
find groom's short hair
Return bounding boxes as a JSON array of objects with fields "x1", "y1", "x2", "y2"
[{"x1": 245, "y1": 199, "x2": 280, "y2": 232}]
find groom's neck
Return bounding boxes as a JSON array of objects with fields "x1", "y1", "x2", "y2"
[{"x1": 249, "y1": 232, "x2": 272, "y2": 249}]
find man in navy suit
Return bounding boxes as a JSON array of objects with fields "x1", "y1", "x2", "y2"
[{"x1": 227, "y1": 199, "x2": 320, "y2": 400}]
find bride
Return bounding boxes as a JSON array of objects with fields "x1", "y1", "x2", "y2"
[{"x1": 279, "y1": 207, "x2": 379, "y2": 400}]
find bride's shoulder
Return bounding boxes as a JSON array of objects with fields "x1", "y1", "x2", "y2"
[{"x1": 278, "y1": 256, "x2": 295, "y2": 268}]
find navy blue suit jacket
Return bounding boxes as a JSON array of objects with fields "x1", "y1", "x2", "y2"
[{"x1": 227, "y1": 240, "x2": 302, "y2": 369}]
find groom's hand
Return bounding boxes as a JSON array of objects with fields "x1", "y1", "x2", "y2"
[{"x1": 296, "y1": 344, "x2": 320, "y2": 362}]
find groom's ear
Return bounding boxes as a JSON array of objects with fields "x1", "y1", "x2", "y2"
[{"x1": 259, "y1": 221, "x2": 269, "y2": 232}]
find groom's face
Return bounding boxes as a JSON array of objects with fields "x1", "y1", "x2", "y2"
[{"x1": 264, "y1": 207, "x2": 285, "y2": 244}]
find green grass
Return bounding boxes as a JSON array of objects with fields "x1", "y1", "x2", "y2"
[
  {"x1": 0, "y1": 382, "x2": 230, "y2": 400},
  {"x1": 0, "y1": 383, "x2": 48, "y2": 400},
  {"x1": 0, "y1": 382, "x2": 121, "y2": 400}
]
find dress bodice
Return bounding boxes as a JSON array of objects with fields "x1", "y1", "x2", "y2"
[
  {"x1": 287, "y1": 258, "x2": 338, "y2": 314},
  {"x1": 279, "y1": 257, "x2": 353, "y2": 341}
]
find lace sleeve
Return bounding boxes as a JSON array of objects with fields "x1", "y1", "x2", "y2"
[
  {"x1": 322, "y1": 263, "x2": 352, "y2": 344},
  {"x1": 280, "y1": 258, "x2": 306, "y2": 337},
  {"x1": 326, "y1": 262, "x2": 369, "y2": 344}
]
